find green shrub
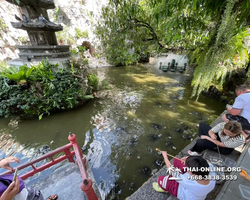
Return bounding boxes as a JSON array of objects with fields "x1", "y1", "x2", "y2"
[
  {"x1": 0, "y1": 65, "x2": 35, "y2": 84},
  {"x1": 56, "y1": 26, "x2": 76, "y2": 45},
  {"x1": 88, "y1": 74, "x2": 99, "y2": 91},
  {"x1": 75, "y1": 28, "x2": 89, "y2": 39},
  {"x1": 0, "y1": 60, "x2": 93, "y2": 119}
]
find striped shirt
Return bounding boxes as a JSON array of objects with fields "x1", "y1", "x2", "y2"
[{"x1": 211, "y1": 122, "x2": 245, "y2": 148}]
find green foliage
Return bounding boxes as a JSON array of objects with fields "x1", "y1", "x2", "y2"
[
  {"x1": 70, "y1": 46, "x2": 89, "y2": 68},
  {"x1": 190, "y1": 0, "x2": 250, "y2": 98},
  {"x1": 88, "y1": 74, "x2": 99, "y2": 91},
  {"x1": 56, "y1": 26, "x2": 76, "y2": 45},
  {"x1": 0, "y1": 19, "x2": 6, "y2": 31},
  {"x1": 99, "y1": 80, "x2": 112, "y2": 90},
  {"x1": 96, "y1": 0, "x2": 250, "y2": 97},
  {"x1": 0, "y1": 60, "x2": 94, "y2": 119},
  {"x1": 53, "y1": 7, "x2": 60, "y2": 21},
  {"x1": 18, "y1": 36, "x2": 28, "y2": 43},
  {"x1": 75, "y1": 28, "x2": 89, "y2": 39},
  {"x1": 86, "y1": 10, "x2": 94, "y2": 24},
  {"x1": 0, "y1": 19, "x2": 7, "y2": 39},
  {"x1": 0, "y1": 65, "x2": 35, "y2": 84},
  {"x1": 0, "y1": 61, "x2": 7, "y2": 69}
]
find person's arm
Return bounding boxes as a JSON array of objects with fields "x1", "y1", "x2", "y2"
[
  {"x1": 0, "y1": 178, "x2": 20, "y2": 200},
  {"x1": 162, "y1": 151, "x2": 171, "y2": 168},
  {"x1": 227, "y1": 108, "x2": 241, "y2": 115},
  {"x1": 201, "y1": 135, "x2": 226, "y2": 147},
  {"x1": 208, "y1": 130, "x2": 217, "y2": 140},
  {"x1": 228, "y1": 96, "x2": 244, "y2": 116},
  {"x1": 0, "y1": 157, "x2": 20, "y2": 171}
]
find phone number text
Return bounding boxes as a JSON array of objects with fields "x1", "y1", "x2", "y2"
[{"x1": 187, "y1": 175, "x2": 237, "y2": 181}]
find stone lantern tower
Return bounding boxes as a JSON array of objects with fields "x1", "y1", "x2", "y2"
[{"x1": 6, "y1": 0, "x2": 70, "y2": 67}]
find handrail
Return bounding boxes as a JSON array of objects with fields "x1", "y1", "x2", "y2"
[
  {"x1": 0, "y1": 143, "x2": 75, "y2": 180},
  {"x1": 0, "y1": 133, "x2": 99, "y2": 200}
]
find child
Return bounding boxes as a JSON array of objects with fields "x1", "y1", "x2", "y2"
[{"x1": 153, "y1": 151, "x2": 216, "y2": 200}]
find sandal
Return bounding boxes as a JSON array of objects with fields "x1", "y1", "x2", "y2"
[
  {"x1": 152, "y1": 182, "x2": 167, "y2": 193},
  {"x1": 47, "y1": 194, "x2": 58, "y2": 200},
  {"x1": 188, "y1": 150, "x2": 201, "y2": 156}
]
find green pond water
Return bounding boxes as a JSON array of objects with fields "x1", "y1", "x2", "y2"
[{"x1": 0, "y1": 64, "x2": 225, "y2": 199}]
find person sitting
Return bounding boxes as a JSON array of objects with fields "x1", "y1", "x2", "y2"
[
  {"x1": 188, "y1": 121, "x2": 246, "y2": 156},
  {"x1": 153, "y1": 151, "x2": 216, "y2": 200},
  {"x1": 0, "y1": 157, "x2": 58, "y2": 200},
  {"x1": 222, "y1": 85, "x2": 250, "y2": 134}
]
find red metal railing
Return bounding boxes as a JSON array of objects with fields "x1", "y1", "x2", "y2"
[{"x1": 0, "y1": 133, "x2": 99, "y2": 200}]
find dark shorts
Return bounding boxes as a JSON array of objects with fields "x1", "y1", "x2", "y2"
[{"x1": 225, "y1": 114, "x2": 250, "y2": 130}]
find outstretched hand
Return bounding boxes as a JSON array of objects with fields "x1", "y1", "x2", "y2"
[
  {"x1": 0, "y1": 157, "x2": 20, "y2": 171},
  {"x1": 181, "y1": 156, "x2": 188, "y2": 164},
  {"x1": 0, "y1": 177, "x2": 20, "y2": 200}
]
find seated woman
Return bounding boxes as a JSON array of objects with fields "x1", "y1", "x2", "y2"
[{"x1": 188, "y1": 121, "x2": 246, "y2": 155}]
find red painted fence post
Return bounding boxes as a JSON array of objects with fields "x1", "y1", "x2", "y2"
[
  {"x1": 81, "y1": 179, "x2": 99, "y2": 200},
  {"x1": 68, "y1": 133, "x2": 99, "y2": 200}
]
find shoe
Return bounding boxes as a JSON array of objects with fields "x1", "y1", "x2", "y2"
[
  {"x1": 47, "y1": 194, "x2": 58, "y2": 200},
  {"x1": 188, "y1": 150, "x2": 201, "y2": 156},
  {"x1": 194, "y1": 124, "x2": 199, "y2": 129},
  {"x1": 152, "y1": 182, "x2": 167, "y2": 193}
]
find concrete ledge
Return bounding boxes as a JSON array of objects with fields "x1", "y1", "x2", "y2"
[{"x1": 216, "y1": 141, "x2": 250, "y2": 200}]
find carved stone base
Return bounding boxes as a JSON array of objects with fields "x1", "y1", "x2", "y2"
[{"x1": 16, "y1": 45, "x2": 70, "y2": 59}]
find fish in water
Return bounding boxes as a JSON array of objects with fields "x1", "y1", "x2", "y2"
[
  {"x1": 38, "y1": 145, "x2": 50, "y2": 155},
  {"x1": 150, "y1": 123, "x2": 162, "y2": 130},
  {"x1": 155, "y1": 101, "x2": 162, "y2": 106},
  {"x1": 165, "y1": 141, "x2": 174, "y2": 149},
  {"x1": 128, "y1": 137, "x2": 139, "y2": 146},
  {"x1": 141, "y1": 166, "x2": 152, "y2": 175},
  {"x1": 175, "y1": 128, "x2": 184, "y2": 133},
  {"x1": 182, "y1": 134, "x2": 192, "y2": 140},
  {"x1": 149, "y1": 134, "x2": 159, "y2": 142}
]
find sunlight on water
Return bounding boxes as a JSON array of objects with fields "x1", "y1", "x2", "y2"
[{"x1": 0, "y1": 61, "x2": 225, "y2": 199}]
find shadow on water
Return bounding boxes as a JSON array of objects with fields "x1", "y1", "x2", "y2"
[{"x1": 0, "y1": 62, "x2": 225, "y2": 199}]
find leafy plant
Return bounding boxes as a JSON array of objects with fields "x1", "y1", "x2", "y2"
[
  {"x1": 18, "y1": 36, "x2": 28, "y2": 43},
  {"x1": 75, "y1": 28, "x2": 89, "y2": 39},
  {"x1": 0, "y1": 60, "x2": 95, "y2": 119},
  {"x1": 56, "y1": 26, "x2": 76, "y2": 45},
  {"x1": 88, "y1": 74, "x2": 99, "y2": 91},
  {"x1": 96, "y1": 0, "x2": 250, "y2": 97},
  {"x1": 0, "y1": 65, "x2": 35, "y2": 84},
  {"x1": 53, "y1": 7, "x2": 61, "y2": 21}
]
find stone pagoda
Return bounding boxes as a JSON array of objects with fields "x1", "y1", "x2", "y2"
[{"x1": 6, "y1": 0, "x2": 70, "y2": 68}]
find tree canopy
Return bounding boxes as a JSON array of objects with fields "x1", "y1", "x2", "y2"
[{"x1": 96, "y1": 0, "x2": 250, "y2": 97}]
